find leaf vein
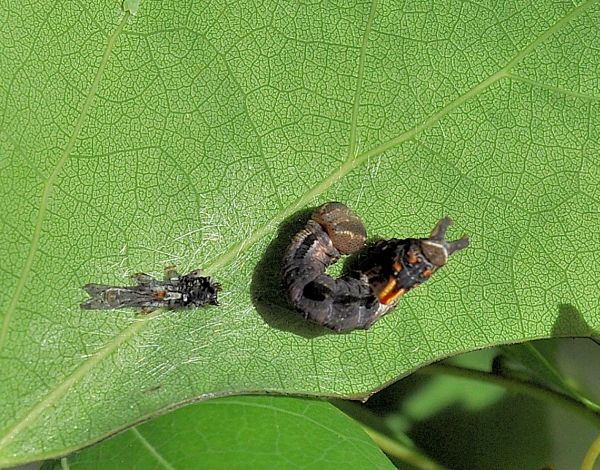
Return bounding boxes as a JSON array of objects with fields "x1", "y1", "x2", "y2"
[
  {"x1": 348, "y1": 0, "x2": 378, "y2": 159},
  {"x1": 1, "y1": 0, "x2": 595, "y2": 450},
  {"x1": 0, "y1": 316, "x2": 148, "y2": 451},
  {"x1": 131, "y1": 428, "x2": 177, "y2": 470},
  {"x1": 0, "y1": 12, "x2": 131, "y2": 451},
  {"x1": 205, "y1": 0, "x2": 598, "y2": 275},
  {"x1": 506, "y1": 72, "x2": 600, "y2": 101},
  {"x1": 0, "y1": 13, "x2": 130, "y2": 353}
]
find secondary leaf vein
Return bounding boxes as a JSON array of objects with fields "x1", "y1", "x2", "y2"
[
  {"x1": 0, "y1": 13, "x2": 130, "y2": 352},
  {"x1": 348, "y1": 0, "x2": 378, "y2": 159},
  {"x1": 131, "y1": 428, "x2": 177, "y2": 470}
]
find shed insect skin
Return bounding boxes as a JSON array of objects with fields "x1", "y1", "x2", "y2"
[
  {"x1": 81, "y1": 267, "x2": 220, "y2": 314},
  {"x1": 282, "y1": 203, "x2": 469, "y2": 332}
]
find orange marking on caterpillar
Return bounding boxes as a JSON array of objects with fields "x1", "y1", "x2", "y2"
[
  {"x1": 378, "y1": 277, "x2": 406, "y2": 305},
  {"x1": 406, "y1": 249, "x2": 418, "y2": 265}
]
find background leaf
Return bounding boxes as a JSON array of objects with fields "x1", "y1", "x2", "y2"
[
  {"x1": 0, "y1": 0, "x2": 599, "y2": 465},
  {"x1": 41, "y1": 396, "x2": 395, "y2": 470},
  {"x1": 350, "y1": 338, "x2": 600, "y2": 469}
]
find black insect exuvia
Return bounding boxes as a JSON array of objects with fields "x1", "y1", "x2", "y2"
[
  {"x1": 282, "y1": 202, "x2": 469, "y2": 332},
  {"x1": 81, "y1": 267, "x2": 220, "y2": 314}
]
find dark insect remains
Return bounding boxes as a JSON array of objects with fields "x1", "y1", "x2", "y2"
[
  {"x1": 81, "y1": 267, "x2": 219, "y2": 313},
  {"x1": 282, "y1": 202, "x2": 469, "y2": 332}
]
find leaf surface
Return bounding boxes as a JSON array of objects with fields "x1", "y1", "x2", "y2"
[
  {"x1": 41, "y1": 396, "x2": 394, "y2": 470},
  {"x1": 1, "y1": 0, "x2": 599, "y2": 465}
]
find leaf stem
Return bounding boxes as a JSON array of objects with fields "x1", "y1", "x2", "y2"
[
  {"x1": 418, "y1": 364, "x2": 600, "y2": 428},
  {"x1": 519, "y1": 343, "x2": 600, "y2": 415},
  {"x1": 582, "y1": 434, "x2": 600, "y2": 470},
  {"x1": 360, "y1": 424, "x2": 448, "y2": 470}
]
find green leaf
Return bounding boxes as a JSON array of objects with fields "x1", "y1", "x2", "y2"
[
  {"x1": 40, "y1": 396, "x2": 394, "y2": 470},
  {"x1": 1, "y1": 0, "x2": 599, "y2": 465},
  {"x1": 497, "y1": 342, "x2": 600, "y2": 414}
]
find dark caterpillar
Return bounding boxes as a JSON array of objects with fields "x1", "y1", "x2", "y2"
[
  {"x1": 282, "y1": 202, "x2": 379, "y2": 332},
  {"x1": 282, "y1": 202, "x2": 469, "y2": 332},
  {"x1": 81, "y1": 267, "x2": 219, "y2": 314}
]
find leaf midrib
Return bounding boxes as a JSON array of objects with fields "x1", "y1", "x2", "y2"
[{"x1": 0, "y1": 0, "x2": 596, "y2": 459}]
